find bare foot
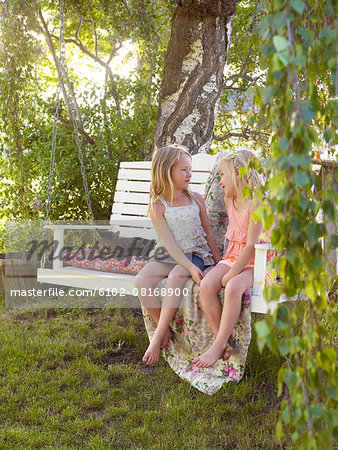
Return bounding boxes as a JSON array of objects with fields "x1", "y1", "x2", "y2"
[
  {"x1": 160, "y1": 327, "x2": 174, "y2": 349},
  {"x1": 192, "y1": 342, "x2": 227, "y2": 368},
  {"x1": 142, "y1": 327, "x2": 173, "y2": 364},
  {"x1": 142, "y1": 333, "x2": 162, "y2": 365},
  {"x1": 222, "y1": 342, "x2": 233, "y2": 361}
]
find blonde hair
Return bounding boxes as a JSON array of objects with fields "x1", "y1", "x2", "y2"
[
  {"x1": 218, "y1": 149, "x2": 262, "y2": 193},
  {"x1": 149, "y1": 144, "x2": 193, "y2": 209}
]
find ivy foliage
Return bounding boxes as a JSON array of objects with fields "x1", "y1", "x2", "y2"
[{"x1": 251, "y1": 1, "x2": 337, "y2": 448}]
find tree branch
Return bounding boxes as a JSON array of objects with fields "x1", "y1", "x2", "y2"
[
  {"x1": 38, "y1": 9, "x2": 85, "y2": 132},
  {"x1": 214, "y1": 126, "x2": 269, "y2": 144},
  {"x1": 53, "y1": 30, "x2": 123, "y2": 117},
  {"x1": 75, "y1": 18, "x2": 82, "y2": 39},
  {"x1": 122, "y1": 0, "x2": 132, "y2": 15},
  {"x1": 38, "y1": 9, "x2": 96, "y2": 146},
  {"x1": 42, "y1": 101, "x2": 96, "y2": 146},
  {"x1": 37, "y1": 8, "x2": 73, "y2": 123}
]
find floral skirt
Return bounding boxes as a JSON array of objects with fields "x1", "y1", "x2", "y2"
[{"x1": 142, "y1": 268, "x2": 252, "y2": 395}]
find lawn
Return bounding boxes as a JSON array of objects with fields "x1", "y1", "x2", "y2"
[{"x1": 0, "y1": 294, "x2": 292, "y2": 449}]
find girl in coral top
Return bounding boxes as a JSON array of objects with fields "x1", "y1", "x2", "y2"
[{"x1": 193, "y1": 150, "x2": 267, "y2": 368}]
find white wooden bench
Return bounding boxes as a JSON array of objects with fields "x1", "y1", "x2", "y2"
[{"x1": 37, "y1": 153, "x2": 281, "y2": 313}]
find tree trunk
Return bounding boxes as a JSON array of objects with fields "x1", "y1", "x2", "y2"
[{"x1": 151, "y1": 0, "x2": 239, "y2": 155}]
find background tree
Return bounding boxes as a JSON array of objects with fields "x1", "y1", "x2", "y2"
[
  {"x1": 151, "y1": 0, "x2": 238, "y2": 154},
  {"x1": 0, "y1": 0, "x2": 265, "y2": 223},
  {"x1": 0, "y1": 0, "x2": 174, "y2": 221}
]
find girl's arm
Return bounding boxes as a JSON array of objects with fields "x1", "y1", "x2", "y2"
[
  {"x1": 221, "y1": 200, "x2": 263, "y2": 286},
  {"x1": 193, "y1": 192, "x2": 221, "y2": 264},
  {"x1": 150, "y1": 200, "x2": 204, "y2": 285}
]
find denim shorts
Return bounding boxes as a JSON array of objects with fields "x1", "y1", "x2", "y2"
[{"x1": 153, "y1": 253, "x2": 206, "y2": 271}]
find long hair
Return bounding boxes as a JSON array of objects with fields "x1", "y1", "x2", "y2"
[
  {"x1": 218, "y1": 149, "x2": 262, "y2": 193},
  {"x1": 149, "y1": 144, "x2": 192, "y2": 209}
]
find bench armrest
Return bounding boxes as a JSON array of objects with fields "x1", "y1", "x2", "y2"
[{"x1": 253, "y1": 243, "x2": 272, "y2": 297}]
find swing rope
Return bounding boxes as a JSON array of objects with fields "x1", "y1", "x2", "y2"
[{"x1": 41, "y1": 0, "x2": 94, "y2": 268}]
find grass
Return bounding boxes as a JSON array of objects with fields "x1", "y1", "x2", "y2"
[{"x1": 0, "y1": 294, "x2": 293, "y2": 449}]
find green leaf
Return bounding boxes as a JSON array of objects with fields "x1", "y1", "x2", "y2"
[
  {"x1": 326, "y1": 385, "x2": 337, "y2": 400},
  {"x1": 272, "y1": 11, "x2": 288, "y2": 30},
  {"x1": 290, "y1": 217, "x2": 301, "y2": 238},
  {"x1": 242, "y1": 185, "x2": 251, "y2": 199},
  {"x1": 290, "y1": 154, "x2": 311, "y2": 169},
  {"x1": 322, "y1": 200, "x2": 336, "y2": 222},
  {"x1": 276, "y1": 305, "x2": 289, "y2": 322},
  {"x1": 282, "y1": 408, "x2": 291, "y2": 423},
  {"x1": 294, "y1": 171, "x2": 310, "y2": 187},
  {"x1": 278, "y1": 137, "x2": 289, "y2": 151},
  {"x1": 269, "y1": 172, "x2": 285, "y2": 192},
  {"x1": 301, "y1": 101, "x2": 317, "y2": 122},
  {"x1": 310, "y1": 404, "x2": 324, "y2": 418},
  {"x1": 255, "y1": 321, "x2": 271, "y2": 352},
  {"x1": 273, "y1": 35, "x2": 289, "y2": 52},
  {"x1": 286, "y1": 247, "x2": 297, "y2": 263},
  {"x1": 291, "y1": 0, "x2": 305, "y2": 15},
  {"x1": 320, "y1": 27, "x2": 335, "y2": 40},
  {"x1": 325, "y1": 6, "x2": 334, "y2": 16},
  {"x1": 279, "y1": 339, "x2": 291, "y2": 355},
  {"x1": 309, "y1": 254, "x2": 323, "y2": 269},
  {"x1": 323, "y1": 129, "x2": 333, "y2": 143},
  {"x1": 305, "y1": 223, "x2": 322, "y2": 246},
  {"x1": 273, "y1": 69, "x2": 285, "y2": 81},
  {"x1": 239, "y1": 166, "x2": 248, "y2": 177},
  {"x1": 283, "y1": 370, "x2": 297, "y2": 388},
  {"x1": 260, "y1": 44, "x2": 275, "y2": 56},
  {"x1": 298, "y1": 27, "x2": 313, "y2": 47},
  {"x1": 264, "y1": 212, "x2": 275, "y2": 230},
  {"x1": 263, "y1": 86, "x2": 275, "y2": 105},
  {"x1": 295, "y1": 53, "x2": 306, "y2": 67},
  {"x1": 278, "y1": 51, "x2": 291, "y2": 66}
]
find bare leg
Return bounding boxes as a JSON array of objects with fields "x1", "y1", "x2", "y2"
[
  {"x1": 192, "y1": 268, "x2": 254, "y2": 368},
  {"x1": 199, "y1": 263, "x2": 231, "y2": 336},
  {"x1": 198, "y1": 263, "x2": 233, "y2": 360},
  {"x1": 142, "y1": 265, "x2": 190, "y2": 364},
  {"x1": 135, "y1": 261, "x2": 175, "y2": 324}
]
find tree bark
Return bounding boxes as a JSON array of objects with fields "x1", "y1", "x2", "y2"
[{"x1": 151, "y1": 0, "x2": 239, "y2": 155}]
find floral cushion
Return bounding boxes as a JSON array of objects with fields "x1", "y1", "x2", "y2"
[
  {"x1": 93, "y1": 256, "x2": 146, "y2": 274},
  {"x1": 64, "y1": 248, "x2": 146, "y2": 275}
]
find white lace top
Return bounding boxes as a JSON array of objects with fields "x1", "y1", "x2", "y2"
[{"x1": 151, "y1": 196, "x2": 214, "y2": 266}]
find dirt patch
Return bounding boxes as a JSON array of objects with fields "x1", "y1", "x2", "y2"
[
  {"x1": 99, "y1": 347, "x2": 141, "y2": 366},
  {"x1": 83, "y1": 407, "x2": 106, "y2": 419},
  {"x1": 94, "y1": 345, "x2": 156, "y2": 374}
]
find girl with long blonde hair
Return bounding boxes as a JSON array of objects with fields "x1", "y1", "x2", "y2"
[
  {"x1": 135, "y1": 144, "x2": 220, "y2": 365},
  {"x1": 192, "y1": 150, "x2": 266, "y2": 368}
]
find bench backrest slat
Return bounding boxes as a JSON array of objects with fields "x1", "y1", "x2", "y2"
[{"x1": 110, "y1": 154, "x2": 217, "y2": 237}]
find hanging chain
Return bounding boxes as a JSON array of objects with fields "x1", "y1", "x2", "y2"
[
  {"x1": 40, "y1": 2, "x2": 63, "y2": 269},
  {"x1": 41, "y1": 0, "x2": 94, "y2": 268}
]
